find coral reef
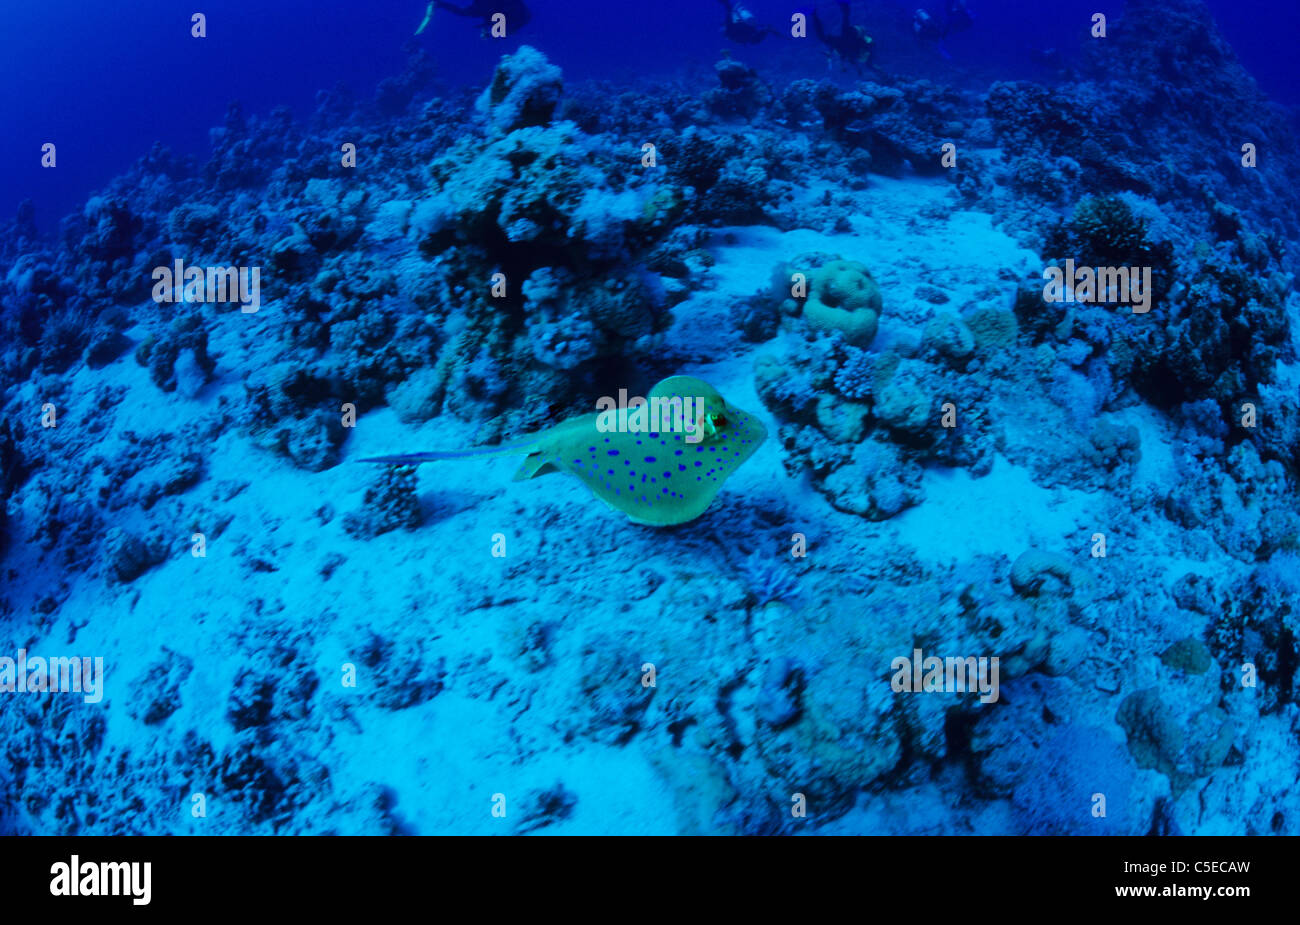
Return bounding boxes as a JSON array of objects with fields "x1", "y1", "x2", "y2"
[{"x1": 1, "y1": 0, "x2": 1297, "y2": 837}]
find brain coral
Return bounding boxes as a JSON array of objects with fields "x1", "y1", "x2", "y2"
[
  {"x1": 784, "y1": 257, "x2": 883, "y2": 347},
  {"x1": 1010, "y1": 549, "x2": 1075, "y2": 596}
]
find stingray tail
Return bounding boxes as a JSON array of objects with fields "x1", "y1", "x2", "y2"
[{"x1": 360, "y1": 441, "x2": 536, "y2": 466}]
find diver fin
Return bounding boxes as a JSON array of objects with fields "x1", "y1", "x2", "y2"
[{"x1": 415, "y1": 2, "x2": 433, "y2": 35}]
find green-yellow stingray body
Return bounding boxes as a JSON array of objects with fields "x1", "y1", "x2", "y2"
[{"x1": 362, "y1": 376, "x2": 767, "y2": 526}]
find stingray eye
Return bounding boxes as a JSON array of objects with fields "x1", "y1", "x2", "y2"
[{"x1": 710, "y1": 412, "x2": 727, "y2": 427}]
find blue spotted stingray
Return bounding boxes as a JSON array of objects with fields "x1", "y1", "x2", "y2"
[{"x1": 361, "y1": 376, "x2": 767, "y2": 526}]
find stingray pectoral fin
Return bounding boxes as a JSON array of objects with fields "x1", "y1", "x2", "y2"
[{"x1": 512, "y1": 452, "x2": 561, "y2": 481}]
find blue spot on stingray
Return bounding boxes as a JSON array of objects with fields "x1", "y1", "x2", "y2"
[
  {"x1": 649, "y1": 432, "x2": 659, "y2": 439},
  {"x1": 678, "y1": 464, "x2": 686, "y2": 471},
  {"x1": 608, "y1": 449, "x2": 619, "y2": 456},
  {"x1": 644, "y1": 456, "x2": 656, "y2": 463},
  {"x1": 694, "y1": 461, "x2": 702, "y2": 467}
]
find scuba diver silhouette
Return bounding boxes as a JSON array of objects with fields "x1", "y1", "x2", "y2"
[
  {"x1": 913, "y1": 0, "x2": 973, "y2": 59},
  {"x1": 812, "y1": 1, "x2": 874, "y2": 73},
  {"x1": 718, "y1": 0, "x2": 776, "y2": 45},
  {"x1": 415, "y1": 0, "x2": 532, "y2": 35}
]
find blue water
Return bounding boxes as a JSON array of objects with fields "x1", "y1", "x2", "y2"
[{"x1": 13, "y1": 0, "x2": 1296, "y2": 230}]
